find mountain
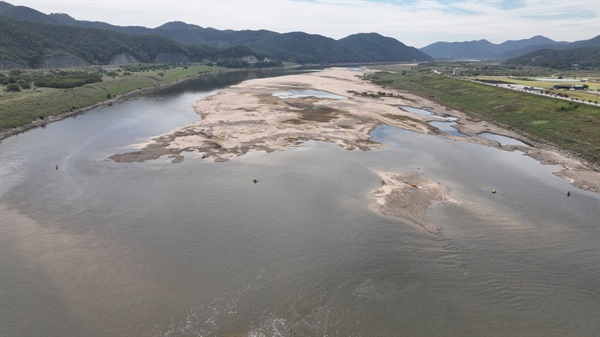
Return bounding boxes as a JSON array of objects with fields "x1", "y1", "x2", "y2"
[
  {"x1": 0, "y1": 17, "x2": 191, "y2": 68},
  {"x1": 338, "y1": 33, "x2": 430, "y2": 62},
  {"x1": 0, "y1": 1, "x2": 433, "y2": 67},
  {"x1": 420, "y1": 39, "x2": 497, "y2": 60},
  {"x1": 0, "y1": 0, "x2": 56, "y2": 23},
  {"x1": 495, "y1": 35, "x2": 557, "y2": 54},
  {"x1": 154, "y1": 22, "x2": 281, "y2": 48},
  {"x1": 420, "y1": 36, "x2": 567, "y2": 60},
  {"x1": 0, "y1": 15, "x2": 273, "y2": 68},
  {"x1": 504, "y1": 36, "x2": 600, "y2": 69}
]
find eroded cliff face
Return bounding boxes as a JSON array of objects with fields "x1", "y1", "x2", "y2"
[{"x1": 110, "y1": 53, "x2": 139, "y2": 65}]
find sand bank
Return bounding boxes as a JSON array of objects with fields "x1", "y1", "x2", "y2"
[
  {"x1": 109, "y1": 67, "x2": 599, "y2": 230},
  {"x1": 370, "y1": 172, "x2": 458, "y2": 234}
]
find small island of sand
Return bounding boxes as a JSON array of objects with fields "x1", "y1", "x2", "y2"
[{"x1": 370, "y1": 171, "x2": 458, "y2": 234}]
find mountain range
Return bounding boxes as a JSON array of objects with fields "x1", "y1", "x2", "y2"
[
  {"x1": 0, "y1": 0, "x2": 598, "y2": 69},
  {"x1": 0, "y1": 1, "x2": 432, "y2": 68},
  {"x1": 420, "y1": 35, "x2": 599, "y2": 61}
]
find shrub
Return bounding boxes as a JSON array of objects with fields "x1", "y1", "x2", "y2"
[
  {"x1": 8, "y1": 69, "x2": 22, "y2": 76},
  {"x1": 16, "y1": 79, "x2": 30, "y2": 89},
  {"x1": 5, "y1": 83, "x2": 21, "y2": 92}
]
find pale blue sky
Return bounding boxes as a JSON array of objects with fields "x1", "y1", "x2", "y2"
[{"x1": 8, "y1": 0, "x2": 600, "y2": 47}]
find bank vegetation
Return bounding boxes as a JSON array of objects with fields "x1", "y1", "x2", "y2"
[
  {"x1": 369, "y1": 64, "x2": 600, "y2": 167},
  {"x1": 0, "y1": 64, "x2": 223, "y2": 138}
]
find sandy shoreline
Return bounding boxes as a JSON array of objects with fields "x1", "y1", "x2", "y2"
[{"x1": 108, "y1": 67, "x2": 599, "y2": 231}]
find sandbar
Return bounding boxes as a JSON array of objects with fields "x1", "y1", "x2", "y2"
[
  {"x1": 370, "y1": 171, "x2": 457, "y2": 234},
  {"x1": 109, "y1": 67, "x2": 600, "y2": 230}
]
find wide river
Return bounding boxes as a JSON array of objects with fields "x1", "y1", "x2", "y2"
[{"x1": 1, "y1": 69, "x2": 598, "y2": 337}]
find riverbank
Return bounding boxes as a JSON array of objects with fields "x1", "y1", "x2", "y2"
[
  {"x1": 0, "y1": 65, "x2": 223, "y2": 140},
  {"x1": 368, "y1": 64, "x2": 600, "y2": 169}
]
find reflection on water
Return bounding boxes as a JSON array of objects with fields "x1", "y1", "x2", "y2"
[
  {"x1": 400, "y1": 106, "x2": 457, "y2": 121},
  {"x1": 400, "y1": 106, "x2": 467, "y2": 137},
  {"x1": 479, "y1": 132, "x2": 529, "y2": 146},
  {"x1": 1, "y1": 72, "x2": 598, "y2": 337},
  {"x1": 429, "y1": 120, "x2": 468, "y2": 137},
  {"x1": 400, "y1": 105, "x2": 439, "y2": 118}
]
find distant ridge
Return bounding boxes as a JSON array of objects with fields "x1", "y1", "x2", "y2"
[
  {"x1": 504, "y1": 36, "x2": 600, "y2": 69},
  {"x1": 419, "y1": 36, "x2": 570, "y2": 60},
  {"x1": 0, "y1": 0, "x2": 432, "y2": 68}
]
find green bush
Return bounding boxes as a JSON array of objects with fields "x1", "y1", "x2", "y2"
[
  {"x1": 5, "y1": 83, "x2": 21, "y2": 92},
  {"x1": 8, "y1": 69, "x2": 22, "y2": 76}
]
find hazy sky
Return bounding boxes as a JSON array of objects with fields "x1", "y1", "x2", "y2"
[{"x1": 8, "y1": 0, "x2": 600, "y2": 48}]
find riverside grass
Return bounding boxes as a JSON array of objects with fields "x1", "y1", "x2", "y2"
[
  {"x1": 367, "y1": 66, "x2": 600, "y2": 166},
  {"x1": 0, "y1": 65, "x2": 222, "y2": 132}
]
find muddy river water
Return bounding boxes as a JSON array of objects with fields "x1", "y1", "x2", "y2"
[{"x1": 1, "y1": 70, "x2": 598, "y2": 336}]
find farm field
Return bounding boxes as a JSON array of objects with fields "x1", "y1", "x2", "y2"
[{"x1": 469, "y1": 75, "x2": 600, "y2": 102}]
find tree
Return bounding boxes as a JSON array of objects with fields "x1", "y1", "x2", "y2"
[
  {"x1": 9, "y1": 69, "x2": 22, "y2": 77},
  {"x1": 16, "y1": 79, "x2": 30, "y2": 89}
]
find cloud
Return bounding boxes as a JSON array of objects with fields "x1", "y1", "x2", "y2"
[
  {"x1": 498, "y1": 0, "x2": 526, "y2": 10},
  {"x1": 8, "y1": 0, "x2": 599, "y2": 47}
]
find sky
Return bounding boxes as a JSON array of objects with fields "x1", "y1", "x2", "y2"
[{"x1": 7, "y1": 0, "x2": 600, "y2": 48}]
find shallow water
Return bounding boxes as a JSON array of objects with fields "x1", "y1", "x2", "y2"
[
  {"x1": 479, "y1": 132, "x2": 529, "y2": 146},
  {"x1": 400, "y1": 106, "x2": 457, "y2": 121},
  {"x1": 429, "y1": 120, "x2": 468, "y2": 137},
  {"x1": 400, "y1": 105, "x2": 440, "y2": 118},
  {"x1": 1, "y1": 71, "x2": 599, "y2": 337}
]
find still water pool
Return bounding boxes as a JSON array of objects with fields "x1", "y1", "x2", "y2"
[{"x1": 1, "y1": 70, "x2": 598, "y2": 337}]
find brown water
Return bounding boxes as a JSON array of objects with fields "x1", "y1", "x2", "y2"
[{"x1": 1, "y1": 71, "x2": 599, "y2": 336}]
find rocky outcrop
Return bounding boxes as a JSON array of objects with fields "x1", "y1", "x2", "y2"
[{"x1": 110, "y1": 53, "x2": 139, "y2": 65}]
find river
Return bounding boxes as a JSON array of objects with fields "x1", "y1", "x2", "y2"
[{"x1": 1, "y1": 69, "x2": 599, "y2": 336}]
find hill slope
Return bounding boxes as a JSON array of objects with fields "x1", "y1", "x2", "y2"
[
  {"x1": 0, "y1": 1, "x2": 433, "y2": 66},
  {"x1": 0, "y1": 16, "x2": 273, "y2": 68},
  {"x1": 421, "y1": 36, "x2": 569, "y2": 60},
  {"x1": 338, "y1": 33, "x2": 431, "y2": 62},
  {"x1": 504, "y1": 45, "x2": 600, "y2": 70}
]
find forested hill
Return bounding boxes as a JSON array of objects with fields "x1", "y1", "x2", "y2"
[
  {"x1": 503, "y1": 45, "x2": 600, "y2": 70},
  {"x1": 0, "y1": 16, "x2": 272, "y2": 68},
  {"x1": 0, "y1": 1, "x2": 432, "y2": 68},
  {"x1": 420, "y1": 36, "x2": 565, "y2": 60},
  {"x1": 420, "y1": 35, "x2": 599, "y2": 62}
]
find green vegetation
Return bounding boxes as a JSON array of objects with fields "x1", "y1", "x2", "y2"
[
  {"x1": 0, "y1": 16, "x2": 274, "y2": 68},
  {"x1": 1, "y1": 68, "x2": 103, "y2": 89},
  {"x1": 504, "y1": 47, "x2": 600, "y2": 70},
  {"x1": 369, "y1": 64, "x2": 600, "y2": 165},
  {"x1": 1, "y1": 5, "x2": 432, "y2": 67},
  {"x1": 470, "y1": 75, "x2": 599, "y2": 103},
  {"x1": 0, "y1": 64, "x2": 222, "y2": 132}
]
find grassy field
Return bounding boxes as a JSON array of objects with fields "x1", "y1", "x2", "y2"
[
  {"x1": 0, "y1": 64, "x2": 222, "y2": 133},
  {"x1": 469, "y1": 75, "x2": 600, "y2": 102},
  {"x1": 369, "y1": 64, "x2": 600, "y2": 166}
]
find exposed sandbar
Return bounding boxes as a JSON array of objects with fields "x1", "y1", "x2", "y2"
[
  {"x1": 370, "y1": 171, "x2": 457, "y2": 234},
  {"x1": 109, "y1": 68, "x2": 434, "y2": 163},
  {"x1": 109, "y1": 67, "x2": 600, "y2": 195}
]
